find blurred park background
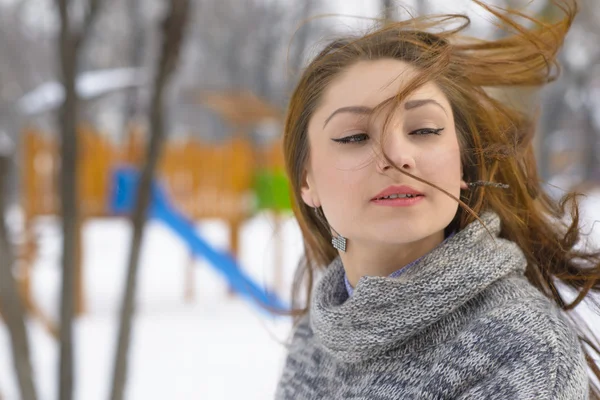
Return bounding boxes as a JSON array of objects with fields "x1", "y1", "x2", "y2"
[{"x1": 0, "y1": 0, "x2": 599, "y2": 399}]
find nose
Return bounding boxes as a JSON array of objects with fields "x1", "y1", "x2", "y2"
[{"x1": 374, "y1": 135, "x2": 416, "y2": 174}]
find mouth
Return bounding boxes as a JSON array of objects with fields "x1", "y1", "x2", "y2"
[
  {"x1": 371, "y1": 193, "x2": 425, "y2": 207},
  {"x1": 371, "y1": 185, "x2": 425, "y2": 207},
  {"x1": 373, "y1": 193, "x2": 424, "y2": 201},
  {"x1": 371, "y1": 185, "x2": 425, "y2": 201}
]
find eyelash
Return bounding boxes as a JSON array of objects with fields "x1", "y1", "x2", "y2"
[{"x1": 331, "y1": 127, "x2": 444, "y2": 144}]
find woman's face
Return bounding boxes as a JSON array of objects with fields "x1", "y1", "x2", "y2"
[{"x1": 301, "y1": 58, "x2": 465, "y2": 248}]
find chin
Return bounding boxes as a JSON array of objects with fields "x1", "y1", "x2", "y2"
[{"x1": 370, "y1": 229, "x2": 431, "y2": 245}]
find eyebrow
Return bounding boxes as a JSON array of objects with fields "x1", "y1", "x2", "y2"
[
  {"x1": 323, "y1": 106, "x2": 372, "y2": 128},
  {"x1": 323, "y1": 99, "x2": 447, "y2": 128},
  {"x1": 404, "y1": 99, "x2": 448, "y2": 116}
]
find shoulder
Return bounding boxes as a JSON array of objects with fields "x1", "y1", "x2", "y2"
[
  {"x1": 275, "y1": 313, "x2": 326, "y2": 399},
  {"x1": 461, "y1": 275, "x2": 589, "y2": 399},
  {"x1": 280, "y1": 313, "x2": 322, "y2": 365},
  {"x1": 282, "y1": 313, "x2": 315, "y2": 352},
  {"x1": 483, "y1": 275, "x2": 582, "y2": 356}
]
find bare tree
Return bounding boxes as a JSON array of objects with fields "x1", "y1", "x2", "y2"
[
  {"x1": 382, "y1": 0, "x2": 393, "y2": 23},
  {"x1": 179, "y1": 0, "x2": 329, "y2": 143},
  {"x1": 570, "y1": 0, "x2": 600, "y2": 182},
  {"x1": 535, "y1": 0, "x2": 600, "y2": 184},
  {"x1": 0, "y1": 4, "x2": 55, "y2": 108},
  {"x1": 55, "y1": 1, "x2": 105, "y2": 399},
  {"x1": 285, "y1": 0, "x2": 315, "y2": 95},
  {"x1": 255, "y1": 5, "x2": 288, "y2": 100},
  {"x1": 0, "y1": 136, "x2": 37, "y2": 400},
  {"x1": 124, "y1": 0, "x2": 145, "y2": 122},
  {"x1": 415, "y1": 0, "x2": 428, "y2": 17},
  {"x1": 109, "y1": 1, "x2": 191, "y2": 399}
]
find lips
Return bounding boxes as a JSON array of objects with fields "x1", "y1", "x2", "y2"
[{"x1": 371, "y1": 185, "x2": 424, "y2": 201}]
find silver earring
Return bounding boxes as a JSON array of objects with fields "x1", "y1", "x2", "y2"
[{"x1": 313, "y1": 207, "x2": 347, "y2": 252}]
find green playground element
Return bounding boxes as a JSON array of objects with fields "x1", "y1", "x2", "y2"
[{"x1": 254, "y1": 169, "x2": 292, "y2": 212}]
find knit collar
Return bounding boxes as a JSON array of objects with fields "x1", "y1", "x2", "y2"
[
  {"x1": 310, "y1": 211, "x2": 527, "y2": 363},
  {"x1": 344, "y1": 231, "x2": 457, "y2": 296}
]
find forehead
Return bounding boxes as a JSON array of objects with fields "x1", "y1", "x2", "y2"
[{"x1": 311, "y1": 59, "x2": 450, "y2": 126}]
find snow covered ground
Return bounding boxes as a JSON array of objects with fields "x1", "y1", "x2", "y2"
[
  {"x1": 0, "y1": 213, "x2": 303, "y2": 400},
  {"x1": 1, "y1": 190, "x2": 599, "y2": 400}
]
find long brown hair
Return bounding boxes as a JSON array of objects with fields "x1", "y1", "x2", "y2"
[{"x1": 282, "y1": 0, "x2": 600, "y2": 395}]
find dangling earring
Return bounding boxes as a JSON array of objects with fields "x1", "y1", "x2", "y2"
[{"x1": 313, "y1": 206, "x2": 347, "y2": 252}]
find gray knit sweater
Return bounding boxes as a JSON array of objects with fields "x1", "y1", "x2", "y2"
[{"x1": 275, "y1": 212, "x2": 589, "y2": 399}]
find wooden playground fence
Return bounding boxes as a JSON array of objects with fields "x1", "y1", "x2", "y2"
[
  {"x1": 22, "y1": 124, "x2": 285, "y2": 221},
  {"x1": 16, "y1": 124, "x2": 286, "y2": 337}
]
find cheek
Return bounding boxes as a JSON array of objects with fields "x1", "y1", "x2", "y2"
[
  {"x1": 417, "y1": 139, "x2": 462, "y2": 226},
  {"x1": 419, "y1": 144, "x2": 462, "y2": 189},
  {"x1": 311, "y1": 148, "x2": 368, "y2": 207}
]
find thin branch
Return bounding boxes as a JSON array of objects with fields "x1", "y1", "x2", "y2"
[
  {"x1": 109, "y1": 1, "x2": 191, "y2": 399},
  {"x1": 0, "y1": 149, "x2": 37, "y2": 400},
  {"x1": 55, "y1": 0, "x2": 80, "y2": 399},
  {"x1": 74, "y1": 0, "x2": 104, "y2": 51},
  {"x1": 382, "y1": 0, "x2": 393, "y2": 23},
  {"x1": 287, "y1": 0, "x2": 314, "y2": 93}
]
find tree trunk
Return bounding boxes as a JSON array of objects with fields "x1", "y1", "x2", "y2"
[
  {"x1": 382, "y1": 0, "x2": 393, "y2": 23},
  {"x1": 0, "y1": 153, "x2": 37, "y2": 400},
  {"x1": 125, "y1": 0, "x2": 144, "y2": 123},
  {"x1": 581, "y1": 84, "x2": 600, "y2": 182},
  {"x1": 56, "y1": 1, "x2": 79, "y2": 399},
  {"x1": 415, "y1": 1, "x2": 428, "y2": 17},
  {"x1": 538, "y1": 80, "x2": 566, "y2": 181},
  {"x1": 286, "y1": 0, "x2": 314, "y2": 95},
  {"x1": 55, "y1": 1, "x2": 104, "y2": 399},
  {"x1": 109, "y1": 2, "x2": 190, "y2": 399}
]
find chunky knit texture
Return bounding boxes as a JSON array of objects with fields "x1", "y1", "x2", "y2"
[{"x1": 276, "y1": 212, "x2": 589, "y2": 399}]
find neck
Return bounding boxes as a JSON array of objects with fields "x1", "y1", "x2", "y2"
[{"x1": 341, "y1": 229, "x2": 445, "y2": 287}]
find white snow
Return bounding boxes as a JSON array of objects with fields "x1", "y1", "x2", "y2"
[
  {"x1": 1, "y1": 213, "x2": 302, "y2": 400},
  {"x1": 16, "y1": 68, "x2": 148, "y2": 116}
]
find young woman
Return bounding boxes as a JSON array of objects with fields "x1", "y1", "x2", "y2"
[{"x1": 275, "y1": 0, "x2": 600, "y2": 399}]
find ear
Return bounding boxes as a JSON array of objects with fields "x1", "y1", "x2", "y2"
[
  {"x1": 300, "y1": 168, "x2": 320, "y2": 208},
  {"x1": 460, "y1": 165, "x2": 468, "y2": 190}
]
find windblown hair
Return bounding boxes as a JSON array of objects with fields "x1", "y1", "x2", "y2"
[{"x1": 282, "y1": 0, "x2": 600, "y2": 395}]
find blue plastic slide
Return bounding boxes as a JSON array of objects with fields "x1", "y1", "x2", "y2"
[{"x1": 109, "y1": 167, "x2": 287, "y2": 314}]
